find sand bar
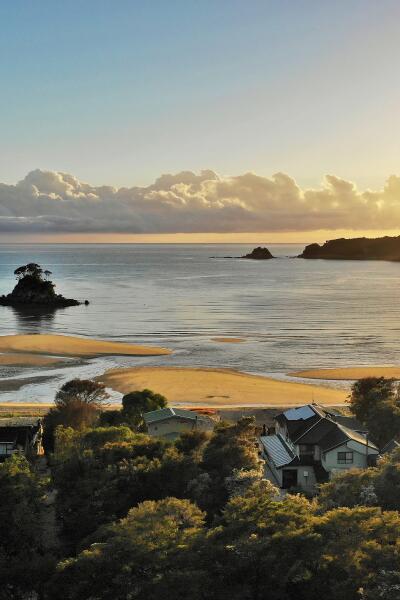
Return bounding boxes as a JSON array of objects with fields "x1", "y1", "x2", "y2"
[
  {"x1": 0, "y1": 334, "x2": 170, "y2": 358},
  {"x1": 291, "y1": 367, "x2": 400, "y2": 381},
  {"x1": 99, "y1": 366, "x2": 347, "y2": 407},
  {"x1": 0, "y1": 353, "x2": 67, "y2": 367}
]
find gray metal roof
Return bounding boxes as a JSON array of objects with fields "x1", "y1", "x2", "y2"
[
  {"x1": 143, "y1": 407, "x2": 210, "y2": 425},
  {"x1": 260, "y1": 434, "x2": 295, "y2": 468},
  {"x1": 282, "y1": 405, "x2": 315, "y2": 421}
]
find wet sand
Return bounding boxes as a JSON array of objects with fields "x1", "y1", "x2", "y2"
[
  {"x1": 99, "y1": 366, "x2": 347, "y2": 407},
  {"x1": 0, "y1": 375, "x2": 54, "y2": 392},
  {"x1": 0, "y1": 334, "x2": 171, "y2": 359},
  {"x1": 291, "y1": 366, "x2": 400, "y2": 380}
]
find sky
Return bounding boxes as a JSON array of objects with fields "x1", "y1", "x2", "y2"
[{"x1": 1, "y1": 0, "x2": 400, "y2": 242}]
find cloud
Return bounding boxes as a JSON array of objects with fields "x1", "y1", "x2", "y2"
[{"x1": 0, "y1": 168, "x2": 399, "y2": 234}]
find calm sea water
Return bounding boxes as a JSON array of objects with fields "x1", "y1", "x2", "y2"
[{"x1": 0, "y1": 243, "x2": 399, "y2": 402}]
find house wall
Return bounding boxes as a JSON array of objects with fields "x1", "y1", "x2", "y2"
[
  {"x1": 322, "y1": 441, "x2": 378, "y2": 474},
  {"x1": 147, "y1": 417, "x2": 212, "y2": 438},
  {"x1": 281, "y1": 466, "x2": 318, "y2": 492},
  {"x1": 296, "y1": 466, "x2": 318, "y2": 491},
  {"x1": 295, "y1": 444, "x2": 321, "y2": 461}
]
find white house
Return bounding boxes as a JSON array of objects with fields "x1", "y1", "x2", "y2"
[{"x1": 260, "y1": 404, "x2": 379, "y2": 492}]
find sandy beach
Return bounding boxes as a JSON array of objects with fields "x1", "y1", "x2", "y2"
[
  {"x1": 99, "y1": 366, "x2": 347, "y2": 407},
  {"x1": 0, "y1": 334, "x2": 171, "y2": 360},
  {"x1": 291, "y1": 367, "x2": 400, "y2": 380}
]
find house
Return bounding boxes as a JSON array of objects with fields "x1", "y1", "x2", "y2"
[
  {"x1": 143, "y1": 407, "x2": 215, "y2": 440},
  {"x1": 260, "y1": 404, "x2": 379, "y2": 493},
  {"x1": 0, "y1": 417, "x2": 43, "y2": 461}
]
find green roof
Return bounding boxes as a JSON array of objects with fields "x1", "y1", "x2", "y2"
[{"x1": 143, "y1": 407, "x2": 209, "y2": 425}]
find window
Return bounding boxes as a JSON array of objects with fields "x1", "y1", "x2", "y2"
[
  {"x1": 337, "y1": 451, "x2": 353, "y2": 464},
  {"x1": 0, "y1": 443, "x2": 13, "y2": 456}
]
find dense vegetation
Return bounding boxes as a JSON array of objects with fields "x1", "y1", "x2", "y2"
[
  {"x1": 2, "y1": 377, "x2": 400, "y2": 599},
  {"x1": 300, "y1": 234, "x2": 400, "y2": 261}
]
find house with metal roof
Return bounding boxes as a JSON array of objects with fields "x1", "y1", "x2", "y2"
[
  {"x1": 260, "y1": 404, "x2": 378, "y2": 493},
  {"x1": 0, "y1": 417, "x2": 43, "y2": 461},
  {"x1": 143, "y1": 407, "x2": 215, "y2": 440}
]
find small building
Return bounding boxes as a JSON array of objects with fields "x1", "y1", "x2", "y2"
[
  {"x1": 0, "y1": 417, "x2": 43, "y2": 461},
  {"x1": 260, "y1": 404, "x2": 379, "y2": 493},
  {"x1": 144, "y1": 407, "x2": 215, "y2": 440}
]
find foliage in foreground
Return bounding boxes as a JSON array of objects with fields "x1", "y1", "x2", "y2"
[
  {"x1": 51, "y1": 417, "x2": 259, "y2": 547},
  {"x1": 0, "y1": 454, "x2": 54, "y2": 600},
  {"x1": 5, "y1": 376, "x2": 400, "y2": 599},
  {"x1": 48, "y1": 481, "x2": 400, "y2": 600}
]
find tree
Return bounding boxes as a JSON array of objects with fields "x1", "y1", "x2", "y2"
[
  {"x1": 47, "y1": 498, "x2": 205, "y2": 600},
  {"x1": 348, "y1": 377, "x2": 400, "y2": 447},
  {"x1": 374, "y1": 448, "x2": 400, "y2": 510},
  {"x1": 361, "y1": 570, "x2": 400, "y2": 600},
  {"x1": 43, "y1": 379, "x2": 109, "y2": 453},
  {"x1": 309, "y1": 507, "x2": 400, "y2": 600},
  {"x1": 199, "y1": 482, "x2": 319, "y2": 600},
  {"x1": 175, "y1": 429, "x2": 210, "y2": 456},
  {"x1": 13, "y1": 263, "x2": 44, "y2": 281},
  {"x1": 98, "y1": 408, "x2": 123, "y2": 427},
  {"x1": 318, "y1": 468, "x2": 378, "y2": 510},
  {"x1": 198, "y1": 417, "x2": 260, "y2": 515},
  {"x1": 0, "y1": 454, "x2": 53, "y2": 599},
  {"x1": 55, "y1": 379, "x2": 109, "y2": 407},
  {"x1": 121, "y1": 388, "x2": 167, "y2": 431}
]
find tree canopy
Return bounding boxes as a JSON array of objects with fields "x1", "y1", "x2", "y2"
[
  {"x1": 121, "y1": 388, "x2": 168, "y2": 430},
  {"x1": 348, "y1": 377, "x2": 400, "y2": 447},
  {"x1": 43, "y1": 379, "x2": 109, "y2": 453},
  {"x1": 6, "y1": 379, "x2": 400, "y2": 599}
]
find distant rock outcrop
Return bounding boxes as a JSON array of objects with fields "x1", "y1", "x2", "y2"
[
  {"x1": 242, "y1": 247, "x2": 274, "y2": 260},
  {"x1": 0, "y1": 263, "x2": 82, "y2": 307},
  {"x1": 299, "y1": 236, "x2": 400, "y2": 261}
]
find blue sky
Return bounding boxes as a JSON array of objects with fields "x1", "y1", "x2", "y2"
[{"x1": 1, "y1": 0, "x2": 400, "y2": 190}]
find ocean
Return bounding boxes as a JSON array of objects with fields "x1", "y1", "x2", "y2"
[{"x1": 0, "y1": 243, "x2": 399, "y2": 402}]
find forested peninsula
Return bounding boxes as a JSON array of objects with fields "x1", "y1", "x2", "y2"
[{"x1": 299, "y1": 235, "x2": 400, "y2": 261}]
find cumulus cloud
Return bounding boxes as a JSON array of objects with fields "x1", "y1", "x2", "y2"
[{"x1": 0, "y1": 168, "x2": 399, "y2": 234}]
